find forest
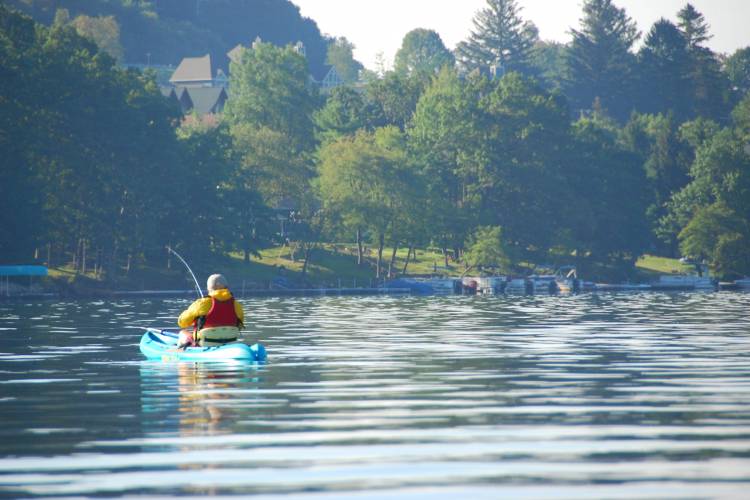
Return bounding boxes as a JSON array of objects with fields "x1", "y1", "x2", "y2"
[{"x1": 1, "y1": 0, "x2": 750, "y2": 283}]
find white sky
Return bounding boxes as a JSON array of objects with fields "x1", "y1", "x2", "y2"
[{"x1": 291, "y1": 0, "x2": 750, "y2": 71}]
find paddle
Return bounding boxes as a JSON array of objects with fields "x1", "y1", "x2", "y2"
[{"x1": 141, "y1": 327, "x2": 179, "y2": 339}]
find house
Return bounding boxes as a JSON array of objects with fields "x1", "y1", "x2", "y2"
[
  {"x1": 169, "y1": 54, "x2": 216, "y2": 87},
  {"x1": 318, "y1": 65, "x2": 344, "y2": 92},
  {"x1": 184, "y1": 87, "x2": 228, "y2": 115}
]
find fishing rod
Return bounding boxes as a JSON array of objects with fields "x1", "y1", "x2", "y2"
[{"x1": 166, "y1": 246, "x2": 203, "y2": 298}]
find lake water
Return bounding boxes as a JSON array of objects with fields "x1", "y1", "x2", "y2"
[{"x1": 1, "y1": 292, "x2": 749, "y2": 499}]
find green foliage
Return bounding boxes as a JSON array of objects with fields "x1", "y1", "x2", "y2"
[
  {"x1": 314, "y1": 86, "x2": 374, "y2": 144},
  {"x1": 70, "y1": 13, "x2": 123, "y2": 60},
  {"x1": 8, "y1": 0, "x2": 336, "y2": 78},
  {"x1": 225, "y1": 41, "x2": 316, "y2": 152},
  {"x1": 463, "y1": 226, "x2": 510, "y2": 274},
  {"x1": 636, "y1": 19, "x2": 691, "y2": 120},
  {"x1": 565, "y1": 0, "x2": 640, "y2": 121},
  {"x1": 725, "y1": 48, "x2": 750, "y2": 96},
  {"x1": 365, "y1": 71, "x2": 425, "y2": 130},
  {"x1": 565, "y1": 117, "x2": 650, "y2": 265},
  {"x1": 408, "y1": 67, "x2": 482, "y2": 254},
  {"x1": 479, "y1": 72, "x2": 572, "y2": 258},
  {"x1": 326, "y1": 37, "x2": 362, "y2": 83},
  {"x1": 530, "y1": 41, "x2": 567, "y2": 90},
  {"x1": 394, "y1": 29, "x2": 454, "y2": 77},
  {"x1": 675, "y1": 4, "x2": 730, "y2": 121},
  {"x1": 317, "y1": 127, "x2": 423, "y2": 276},
  {"x1": 677, "y1": 3, "x2": 711, "y2": 50},
  {"x1": 4, "y1": 1, "x2": 750, "y2": 284},
  {"x1": 622, "y1": 112, "x2": 693, "y2": 253},
  {"x1": 456, "y1": 0, "x2": 538, "y2": 76},
  {"x1": 664, "y1": 108, "x2": 750, "y2": 276}
]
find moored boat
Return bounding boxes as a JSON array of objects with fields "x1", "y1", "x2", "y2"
[{"x1": 652, "y1": 274, "x2": 717, "y2": 290}]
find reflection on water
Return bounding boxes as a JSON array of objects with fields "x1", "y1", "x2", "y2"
[{"x1": 0, "y1": 293, "x2": 749, "y2": 498}]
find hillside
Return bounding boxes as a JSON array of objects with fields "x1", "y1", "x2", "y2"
[{"x1": 6, "y1": 0, "x2": 332, "y2": 78}]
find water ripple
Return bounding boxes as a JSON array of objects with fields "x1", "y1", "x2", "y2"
[{"x1": 0, "y1": 293, "x2": 749, "y2": 498}]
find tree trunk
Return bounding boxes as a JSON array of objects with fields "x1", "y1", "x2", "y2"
[
  {"x1": 376, "y1": 233, "x2": 385, "y2": 279},
  {"x1": 443, "y1": 246, "x2": 449, "y2": 268},
  {"x1": 388, "y1": 241, "x2": 399, "y2": 278},
  {"x1": 461, "y1": 264, "x2": 475, "y2": 278},
  {"x1": 81, "y1": 239, "x2": 87, "y2": 275},
  {"x1": 301, "y1": 245, "x2": 312, "y2": 277},
  {"x1": 108, "y1": 240, "x2": 118, "y2": 282},
  {"x1": 73, "y1": 238, "x2": 80, "y2": 273},
  {"x1": 402, "y1": 243, "x2": 414, "y2": 275},
  {"x1": 356, "y1": 227, "x2": 363, "y2": 266}
]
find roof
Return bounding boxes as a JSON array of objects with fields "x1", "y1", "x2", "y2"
[
  {"x1": 170, "y1": 54, "x2": 213, "y2": 84},
  {"x1": 185, "y1": 87, "x2": 227, "y2": 115},
  {"x1": 227, "y1": 44, "x2": 244, "y2": 63},
  {"x1": 159, "y1": 86, "x2": 176, "y2": 98}
]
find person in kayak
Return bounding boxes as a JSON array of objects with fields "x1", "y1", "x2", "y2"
[{"x1": 177, "y1": 274, "x2": 244, "y2": 348}]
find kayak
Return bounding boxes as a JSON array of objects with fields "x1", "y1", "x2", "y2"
[{"x1": 139, "y1": 328, "x2": 267, "y2": 363}]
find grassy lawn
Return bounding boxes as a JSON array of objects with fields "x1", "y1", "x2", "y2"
[
  {"x1": 223, "y1": 244, "x2": 459, "y2": 288},
  {"x1": 635, "y1": 255, "x2": 694, "y2": 276},
  {"x1": 38, "y1": 249, "x2": 696, "y2": 292}
]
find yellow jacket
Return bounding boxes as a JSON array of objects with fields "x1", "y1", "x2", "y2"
[{"x1": 177, "y1": 288, "x2": 244, "y2": 329}]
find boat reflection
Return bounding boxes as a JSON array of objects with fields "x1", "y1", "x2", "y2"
[{"x1": 139, "y1": 362, "x2": 264, "y2": 437}]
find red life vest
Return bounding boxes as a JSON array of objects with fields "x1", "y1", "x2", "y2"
[{"x1": 202, "y1": 296, "x2": 239, "y2": 328}]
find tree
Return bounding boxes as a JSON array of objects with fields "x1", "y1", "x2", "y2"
[
  {"x1": 678, "y1": 203, "x2": 749, "y2": 276},
  {"x1": 70, "y1": 14, "x2": 124, "y2": 61},
  {"x1": 676, "y1": 3, "x2": 711, "y2": 50},
  {"x1": 365, "y1": 71, "x2": 425, "y2": 130},
  {"x1": 565, "y1": 0, "x2": 640, "y2": 122},
  {"x1": 636, "y1": 19, "x2": 692, "y2": 120},
  {"x1": 676, "y1": 3, "x2": 729, "y2": 121},
  {"x1": 531, "y1": 40, "x2": 567, "y2": 90},
  {"x1": 226, "y1": 41, "x2": 317, "y2": 211},
  {"x1": 318, "y1": 127, "x2": 422, "y2": 278},
  {"x1": 455, "y1": 0, "x2": 538, "y2": 76},
  {"x1": 563, "y1": 118, "x2": 651, "y2": 275},
  {"x1": 622, "y1": 113, "x2": 693, "y2": 254},
  {"x1": 732, "y1": 93, "x2": 750, "y2": 136},
  {"x1": 326, "y1": 37, "x2": 362, "y2": 83},
  {"x1": 313, "y1": 86, "x2": 374, "y2": 144},
  {"x1": 478, "y1": 72, "x2": 572, "y2": 262},
  {"x1": 462, "y1": 226, "x2": 510, "y2": 276},
  {"x1": 225, "y1": 41, "x2": 316, "y2": 152},
  {"x1": 231, "y1": 123, "x2": 312, "y2": 210},
  {"x1": 663, "y1": 111, "x2": 750, "y2": 276},
  {"x1": 725, "y1": 47, "x2": 750, "y2": 100},
  {"x1": 394, "y1": 29, "x2": 454, "y2": 77},
  {"x1": 408, "y1": 67, "x2": 483, "y2": 265}
]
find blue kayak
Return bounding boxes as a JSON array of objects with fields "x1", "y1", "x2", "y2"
[{"x1": 139, "y1": 329, "x2": 267, "y2": 363}]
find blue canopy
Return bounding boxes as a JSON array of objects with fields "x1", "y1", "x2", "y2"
[{"x1": 0, "y1": 265, "x2": 48, "y2": 277}]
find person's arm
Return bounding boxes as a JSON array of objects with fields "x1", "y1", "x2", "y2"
[
  {"x1": 177, "y1": 298, "x2": 211, "y2": 328},
  {"x1": 234, "y1": 300, "x2": 244, "y2": 327}
]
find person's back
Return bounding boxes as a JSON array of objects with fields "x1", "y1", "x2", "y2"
[{"x1": 177, "y1": 274, "x2": 244, "y2": 347}]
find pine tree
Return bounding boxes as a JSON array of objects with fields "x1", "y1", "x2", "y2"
[
  {"x1": 564, "y1": 0, "x2": 640, "y2": 122},
  {"x1": 676, "y1": 3, "x2": 729, "y2": 120},
  {"x1": 455, "y1": 0, "x2": 538, "y2": 77},
  {"x1": 677, "y1": 3, "x2": 711, "y2": 49},
  {"x1": 636, "y1": 19, "x2": 692, "y2": 120}
]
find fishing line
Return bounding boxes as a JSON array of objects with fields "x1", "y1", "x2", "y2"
[{"x1": 166, "y1": 246, "x2": 203, "y2": 298}]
